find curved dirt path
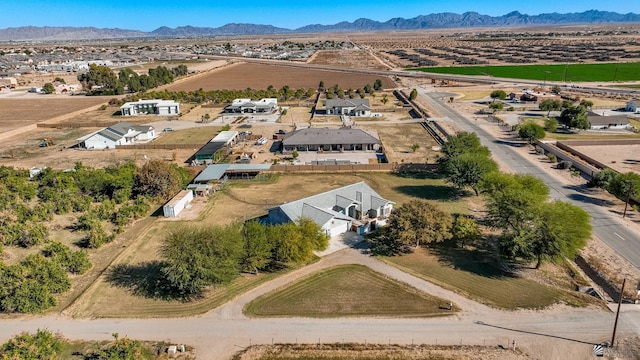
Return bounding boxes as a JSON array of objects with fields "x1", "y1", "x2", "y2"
[
  {"x1": 1, "y1": 245, "x2": 636, "y2": 360},
  {"x1": 209, "y1": 247, "x2": 492, "y2": 321}
]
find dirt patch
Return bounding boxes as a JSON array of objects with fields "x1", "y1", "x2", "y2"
[
  {"x1": 309, "y1": 50, "x2": 389, "y2": 70},
  {"x1": 164, "y1": 63, "x2": 396, "y2": 91},
  {"x1": 570, "y1": 144, "x2": 640, "y2": 174},
  {"x1": 370, "y1": 123, "x2": 440, "y2": 163}
]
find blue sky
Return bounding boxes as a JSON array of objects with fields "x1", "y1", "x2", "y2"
[{"x1": 6, "y1": 1, "x2": 638, "y2": 31}]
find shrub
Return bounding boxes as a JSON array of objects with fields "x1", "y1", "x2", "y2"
[{"x1": 546, "y1": 153, "x2": 557, "y2": 163}]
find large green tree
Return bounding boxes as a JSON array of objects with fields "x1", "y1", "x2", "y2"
[
  {"x1": 539, "y1": 99, "x2": 562, "y2": 117},
  {"x1": 160, "y1": 224, "x2": 244, "y2": 298},
  {"x1": 490, "y1": 90, "x2": 507, "y2": 102},
  {"x1": 441, "y1": 132, "x2": 489, "y2": 160},
  {"x1": 482, "y1": 172, "x2": 591, "y2": 268},
  {"x1": 443, "y1": 152, "x2": 498, "y2": 195},
  {"x1": 518, "y1": 122, "x2": 546, "y2": 144},
  {"x1": 240, "y1": 221, "x2": 274, "y2": 274},
  {"x1": 368, "y1": 200, "x2": 452, "y2": 255},
  {"x1": 133, "y1": 160, "x2": 183, "y2": 200}
]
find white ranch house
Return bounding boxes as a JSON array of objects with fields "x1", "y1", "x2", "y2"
[
  {"x1": 223, "y1": 98, "x2": 278, "y2": 114},
  {"x1": 587, "y1": 111, "x2": 630, "y2": 130},
  {"x1": 266, "y1": 182, "x2": 393, "y2": 237},
  {"x1": 77, "y1": 122, "x2": 156, "y2": 149},
  {"x1": 120, "y1": 99, "x2": 180, "y2": 116},
  {"x1": 326, "y1": 99, "x2": 371, "y2": 117}
]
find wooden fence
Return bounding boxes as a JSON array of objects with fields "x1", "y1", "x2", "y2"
[
  {"x1": 267, "y1": 163, "x2": 437, "y2": 173},
  {"x1": 115, "y1": 143, "x2": 202, "y2": 150}
]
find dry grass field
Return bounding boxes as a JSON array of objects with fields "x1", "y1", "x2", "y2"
[
  {"x1": 384, "y1": 248, "x2": 592, "y2": 309},
  {"x1": 67, "y1": 172, "x2": 469, "y2": 318},
  {"x1": 0, "y1": 96, "x2": 108, "y2": 131},
  {"x1": 235, "y1": 343, "x2": 530, "y2": 360},
  {"x1": 245, "y1": 264, "x2": 456, "y2": 318},
  {"x1": 164, "y1": 63, "x2": 397, "y2": 92}
]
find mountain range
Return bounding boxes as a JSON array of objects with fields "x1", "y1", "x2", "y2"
[{"x1": 2, "y1": 10, "x2": 639, "y2": 41}]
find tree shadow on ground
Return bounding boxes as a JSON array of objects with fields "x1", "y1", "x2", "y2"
[
  {"x1": 566, "y1": 192, "x2": 616, "y2": 207},
  {"x1": 429, "y1": 240, "x2": 516, "y2": 280},
  {"x1": 106, "y1": 261, "x2": 186, "y2": 301},
  {"x1": 394, "y1": 185, "x2": 460, "y2": 202}
]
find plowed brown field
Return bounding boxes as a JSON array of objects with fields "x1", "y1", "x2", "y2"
[
  {"x1": 165, "y1": 63, "x2": 397, "y2": 91},
  {"x1": 0, "y1": 96, "x2": 108, "y2": 132}
]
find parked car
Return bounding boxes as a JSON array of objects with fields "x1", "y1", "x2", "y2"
[
  {"x1": 277, "y1": 129, "x2": 288, "y2": 135},
  {"x1": 163, "y1": 128, "x2": 173, "y2": 132},
  {"x1": 255, "y1": 137, "x2": 268, "y2": 145}
]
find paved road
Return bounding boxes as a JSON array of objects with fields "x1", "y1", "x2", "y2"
[{"x1": 420, "y1": 90, "x2": 640, "y2": 270}]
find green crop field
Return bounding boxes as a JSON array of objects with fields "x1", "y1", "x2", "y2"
[{"x1": 410, "y1": 62, "x2": 640, "y2": 82}]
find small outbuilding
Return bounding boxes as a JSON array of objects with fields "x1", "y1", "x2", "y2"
[
  {"x1": 626, "y1": 100, "x2": 640, "y2": 113},
  {"x1": 163, "y1": 190, "x2": 194, "y2": 218}
]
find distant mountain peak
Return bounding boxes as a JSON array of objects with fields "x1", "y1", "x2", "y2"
[{"x1": 1, "y1": 10, "x2": 638, "y2": 41}]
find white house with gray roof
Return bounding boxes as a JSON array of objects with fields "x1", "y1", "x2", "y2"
[
  {"x1": 77, "y1": 122, "x2": 156, "y2": 149},
  {"x1": 281, "y1": 127, "x2": 381, "y2": 153},
  {"x1": 223, "y1": 98, "x2": 278, "y2": 114},
  {"x1": 266, "y1": 182, "x2": 394, "y2": 237},
  {"x1": 120, "y1": 99, "x2": 180, "y2": 116},
  {"x1": 326, "y1": 99, "x2": 370, "y2": 117}
]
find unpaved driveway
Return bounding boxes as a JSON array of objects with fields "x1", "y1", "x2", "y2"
[{"x1": 1, "y1": 246, "x2": 637, "y2": 359}]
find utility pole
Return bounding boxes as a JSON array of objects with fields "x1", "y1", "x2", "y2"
[{"x1": 611, "y1": 278, "x2": 626, "y2": 347}]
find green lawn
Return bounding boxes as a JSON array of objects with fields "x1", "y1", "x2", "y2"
[
  {"x1": 383, "y1": 248, "x2": 591, "y2": 309},
  {"x1": 245, "y1": 264, "x2": 457, "y2": 318},
  {"x1": 410, "y1": 62, "x2": 640, "y2": 82}
]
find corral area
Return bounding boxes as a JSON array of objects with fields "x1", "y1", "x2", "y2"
[
  {"x1": 164, "y1": 62, "x2": 397, "y2": 91},
  {"x1": 567, "y1": 143, "x2": 640, "y2": 174}
]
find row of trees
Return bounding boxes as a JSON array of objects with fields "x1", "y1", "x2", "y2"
[
  {"x1": 78, "y1": 63, "x2": 187, "y2": 95},
  {"x1": 538, "y1": 98, "x2": 594, "y2": 130},
  {"x1": 371, "y1": 132, "x2": 592, "y2": 269},
  {"x1": 160, "y1": 219, "x2": 329, "y2": 298},
  {"x1": 590, "y1": 169, "x2": 640, "y2": 199}
]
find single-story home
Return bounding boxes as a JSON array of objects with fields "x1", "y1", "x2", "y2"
[
  {"x1": 120, "y1": 99, "x2": 180, "y2": 116},
  {"x1": 163, "y1": 189, "x2": 194, "y2": 218},
  {"x1": 281, "y1": 127, "x2": 381, "y2": 153},
  {"x1": 587, "y1": 111, "x2": 630, "y2": 130},
  {"x1": 76, "y1": 121, "x2": 156, "y2": 149},
  {"x1": 626, "y1": 100, "x2": 640, "y2": 113},
  {"x1": 265, "y1": 182, "x2": 394, "y2": 237},
  {"x1": 326, "y1": 99, "x2": 371, "y2": 117},
  {"x1": 223, "y1": 98, "x2": 278, "y2": 114}
]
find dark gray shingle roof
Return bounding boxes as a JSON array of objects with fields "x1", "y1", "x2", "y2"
[{"x1": 282, "y1": 128, "x2": 380, "y2": 146}]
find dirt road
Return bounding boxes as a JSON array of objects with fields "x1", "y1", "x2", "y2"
[{"x1": 1, "y1": 246, "x2": 637, "y2": 359}]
